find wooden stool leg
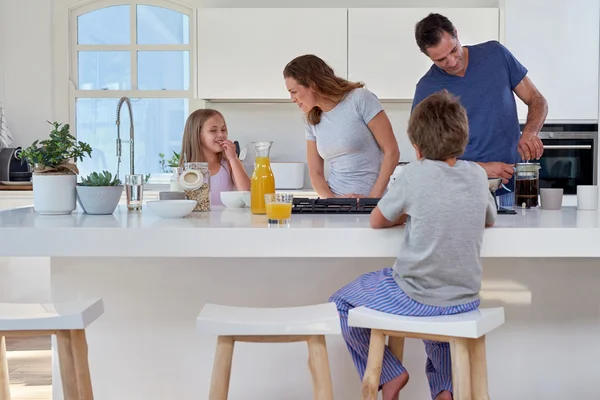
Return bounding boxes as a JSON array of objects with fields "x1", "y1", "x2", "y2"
[
  {"x1": 0, "y1": 336, "x2": 11, "y2": 400},
  {"x1": 56, "y1": 329, "x2": 94, "y2": 400},
  {"x1": 361, "y1": 329, "x2": 386, "y2": 400},
  {"x1": 387, "y1": 336, "x2": 405, "y2": 400},
  {"x1": 468, "y1": 336, "x2": 490, "y2": 400},
  {"x1": 450, "y1": 338, "x2": 472, "y2": 400},
  {"x1": 209, "y1": 336, "x2": 235, "y2": 400},
  {"x1": 307, "y1": 335, "x2": 334, "y2": 400}
]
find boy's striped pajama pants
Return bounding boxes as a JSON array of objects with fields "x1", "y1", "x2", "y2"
[{"x1": 329, "y1": 268, "x2": 479, "y2": 399}]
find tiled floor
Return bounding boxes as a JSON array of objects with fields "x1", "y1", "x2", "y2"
[{"x1": 5, "y1": 335, "x2": 52, "y2": 400}]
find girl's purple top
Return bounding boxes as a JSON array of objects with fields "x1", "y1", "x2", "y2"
[{"x1": 210, "y1": 161, "x2": 234, "y2": 206}]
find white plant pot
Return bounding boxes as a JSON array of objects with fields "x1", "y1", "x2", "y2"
[
  {"x1": 32, "y1": 173, "x2": 77, "y2": 215},
  {"x1": 270, "y1": 162, "x2": 305, "y2": 189}
]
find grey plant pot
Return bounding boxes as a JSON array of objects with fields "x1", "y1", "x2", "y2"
[{"x1": 76, "y1": 185, "x2": 124, "y2": 215}]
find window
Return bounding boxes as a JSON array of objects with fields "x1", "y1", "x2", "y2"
[{"x1": 70, "y1": 1, "x2": 194, "y2": 182}]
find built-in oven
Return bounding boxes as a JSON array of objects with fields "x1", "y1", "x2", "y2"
[{"x1": 529, "y1": 124, "x2": 598, "y2": 195}]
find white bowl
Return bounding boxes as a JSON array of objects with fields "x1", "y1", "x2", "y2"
[
  {"x1": 241, "y1": 191, "x2": 251, "y2": 207},
  {"x1": 146, "y1": 200, "x2": 197, "y2": 218},
  {"x1": 220, "y1": 191, "x2": 246, "y2": 208}
]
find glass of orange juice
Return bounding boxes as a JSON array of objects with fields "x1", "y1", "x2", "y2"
[{"x1": 265, "y1": 193, "x2": 293, "y2": 227}]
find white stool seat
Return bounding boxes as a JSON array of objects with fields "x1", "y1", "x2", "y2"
[
  {"x1": 348, "y1": 307, "x2": 504, "y2": 339},
  {"x1": 196, "y1": 302, "x2": 341, "y2": 336},
  {"x1": 0, "y1": 298, "x2": 104, "y2": 331}
]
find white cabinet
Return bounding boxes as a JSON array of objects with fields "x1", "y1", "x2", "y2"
[
  {"x1": 348, "y1": 8, "x2": 499, "y2": 100},
  {"x1": 197, "y1": 8, "x2": 348, "y2": 100},
  {"x1": 504, "y1": 0, "x2": 599, "y2": 121}
]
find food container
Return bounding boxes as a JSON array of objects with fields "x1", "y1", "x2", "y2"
[
  {"x1": 180, "y1": 162, "x2": 210, "y2": 212},
  {"x1": 270, "y1": 162, "x2": 305, "y2": 189}
]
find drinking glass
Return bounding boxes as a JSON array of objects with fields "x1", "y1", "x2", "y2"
[
  {"x1": 264, "y1": 193, "x2": 293, "y2": 227},
  {"x1": 125, "y1": 174, "x2": 144, "y2": 211}
]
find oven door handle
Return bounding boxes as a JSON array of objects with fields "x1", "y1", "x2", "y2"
[{"x1": 542, "y1": 145, "x2": 593, "y2": 150}]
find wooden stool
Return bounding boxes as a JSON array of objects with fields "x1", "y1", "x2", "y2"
[
  {"x1": 196, "y1": 302, "x2": 341, "y2": 400},
  {"x1": 348, "y1": 307, "x2": 505, "y2": 400},
  {"x1": 0, "y1": 298, "x2": 104, "y2": 400}
]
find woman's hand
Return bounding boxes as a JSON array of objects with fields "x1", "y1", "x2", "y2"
[
  {"x1": 221, "y1": 139, "x2": 238, "y2": 160},
  {"x1": 338, "y1": 193, "x2": 366, "y2": 199}
]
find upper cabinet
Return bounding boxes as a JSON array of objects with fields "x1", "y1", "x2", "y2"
[
  {"x1": 504, "y1": 0, "x2": 600, "y2": 121},
  {"x1": 347, "y1": 8, "x2": 499, "y2": 100},
  {"x1": 197, "y1": 8, "x2": 348, "y2": 100}
]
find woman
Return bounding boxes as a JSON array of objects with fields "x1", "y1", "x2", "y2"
[{"x1": 283, "y1": 54, "x2": 400, "y2": 198}]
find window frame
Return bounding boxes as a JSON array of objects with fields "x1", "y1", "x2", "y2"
[{"x1": 52, "y1": 0, "x2": 198, "y2": 178}]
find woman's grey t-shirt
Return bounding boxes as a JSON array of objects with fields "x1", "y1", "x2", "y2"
[
  {"x1": 377, "y1": 159, "x2": 497, "y2": 307},
  {"x1": 305, "y1": 88, "x2": 384, "y2": 197}
]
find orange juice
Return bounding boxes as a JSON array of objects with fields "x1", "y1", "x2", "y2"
[
  {"x1": 266, "y1": 203, "x2": 292, "y2": 220},
  {"x1": 251, "y1": 156, "x2": 275, "y2": 214}
]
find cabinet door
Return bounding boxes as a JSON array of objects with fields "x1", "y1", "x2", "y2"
[
  {"x1": 504, "y1": 0, "x2": 599, "y2": 121},
  {"x1": 348, "y1": 8, "x2": 499, "y2": 100},
  {"x1": 198, "y1": 8, "x2": 348, "y2": 100}
]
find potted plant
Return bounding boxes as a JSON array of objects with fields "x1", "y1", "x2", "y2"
[
  {"x1": 76, "y1": 171, "x2": 123, "y2": 215},
  {"x1": 19, "y1": 121, "x2": 92, "y2": 215},
  {"x1": 154, "y1": 151, "x2": 181, "y2": 183}
]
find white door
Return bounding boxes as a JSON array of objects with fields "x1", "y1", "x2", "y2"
[
  {"x1": 348, "y1": 8, "x2": 499, "y2": 100},
  {"x1": 504, "y1": 0, "x2": 599, "y2": 121},
  {"x1": 198, "y1": 8, "x2": 348, "y2": 100}
]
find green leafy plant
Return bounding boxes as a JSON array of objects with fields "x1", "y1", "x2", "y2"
[
  {"x1": 19, "y1": 121, "x2": 92, "y2": 174},
  {"x1": 158, "y1": 151, "x2": 180, "y2": 172},
  {"x1": 79, "y1": 171, "x2": 122, "y2": 186}
]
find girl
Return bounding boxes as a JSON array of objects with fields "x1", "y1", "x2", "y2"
[
  {"x1": 283, "y1": 54, "x2": 400, "y2": 199},
  {"x1": 179, "y1": 109, "x2": 250, "y2": 205}
]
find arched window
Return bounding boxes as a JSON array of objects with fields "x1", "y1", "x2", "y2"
[{"x1": 69, "y1": 1, "x2": 195, "y2": 181}]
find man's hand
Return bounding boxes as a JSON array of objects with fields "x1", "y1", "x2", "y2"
[
  {"x1": 477, "y1": 162, "x2": 515, "y2": 184},
  {"x1": 518, "y1": 133, "x2": 544, "y2": 160}
]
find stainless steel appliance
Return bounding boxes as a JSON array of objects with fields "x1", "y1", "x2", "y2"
[
  {"x1": 0, "y1": 147, "x2": 31, "y2": 182},
  {"x1": 532, "y1": 124, "x2": 597, "y2": 195}
]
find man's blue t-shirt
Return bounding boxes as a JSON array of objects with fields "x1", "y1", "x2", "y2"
[{"x1": 411, "y1": 40, "x2": 528, "y2": 191}]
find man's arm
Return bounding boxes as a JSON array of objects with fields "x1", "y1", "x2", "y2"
[{"x1": 513, "y1": 76, "x2": 548, "y2": 160}]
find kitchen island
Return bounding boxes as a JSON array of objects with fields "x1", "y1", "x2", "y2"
[{"x1": 0, "y1": 205, "x2": 599, "y2": 399}]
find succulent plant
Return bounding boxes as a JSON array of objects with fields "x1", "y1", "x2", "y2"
[{"x1": 79, "y1": 171, "x2": 122, "y2": 187}]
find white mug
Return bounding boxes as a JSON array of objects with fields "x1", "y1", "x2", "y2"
[{"x1": 577, "y1": 185, "x2": 599, "y2": 211}]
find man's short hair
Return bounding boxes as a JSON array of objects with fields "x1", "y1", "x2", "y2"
[{"x1": 415, "y1": 13, "x2": 456, "y2": 54}]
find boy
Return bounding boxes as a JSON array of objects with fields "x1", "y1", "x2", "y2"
[{"x1": 330, "y1": 89, "x2": 497, "y2": 400}]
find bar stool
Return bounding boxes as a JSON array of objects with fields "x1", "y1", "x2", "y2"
[
  {"x1": 196, "y1": 302, "x2": 341, "y2": 400},
  {"x1": 348, "y1": 307, "x2": 505, "y2": 400},
  {"x1": 0, "y1": 298, "x2": 104, "y2": 400}
]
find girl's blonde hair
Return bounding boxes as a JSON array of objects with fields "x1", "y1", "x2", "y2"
[
  {"x1": 283, "y1": 54, "x2": 364, "y2": 125},
  {"x1": 179, "y1": 109, "x2": 227, "y2": 167}
]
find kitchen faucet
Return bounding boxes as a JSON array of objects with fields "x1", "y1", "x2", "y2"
[{"x1": 115, "y1": 96, "x2": 135, "y2": 178}]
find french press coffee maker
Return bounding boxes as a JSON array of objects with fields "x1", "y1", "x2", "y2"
[{"x1": 514, "y1": 162, "x2": 541, "y2": 208}]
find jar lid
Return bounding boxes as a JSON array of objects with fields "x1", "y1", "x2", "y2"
[
  {"x1": 515, "y1": 162, "x2": 540, "y2": 173},
  {"x1": 179, "y1": 169, "x2": 204, "y2": 190}
]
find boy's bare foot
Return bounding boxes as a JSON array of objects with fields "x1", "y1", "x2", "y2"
[
  {"x1": 434, "y1": 390, "x2": 453, "y2": 400},
  {"x1": 381, "y1": 371, "x2": 409, "y2": 400}
]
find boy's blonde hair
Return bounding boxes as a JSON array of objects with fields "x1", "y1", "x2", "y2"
[
  {"x1": 179, "y1": 109, "x2": 226, "y2": 167},
  {"x1": 408, "y1": 90, "x2": 469, "y2": 161}
]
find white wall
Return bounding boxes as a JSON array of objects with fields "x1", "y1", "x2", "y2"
[{"x1": 1, "y1": 0, "x2": 53, "y2": 148}]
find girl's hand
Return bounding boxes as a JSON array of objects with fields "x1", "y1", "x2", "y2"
[{"x1": 221, "y1": 139, "x2": 238, "y2": 160}]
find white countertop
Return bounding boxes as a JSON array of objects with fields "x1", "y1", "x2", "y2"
[{"x1": 0, "y1": 204, "x2": 597, "y2": 258}]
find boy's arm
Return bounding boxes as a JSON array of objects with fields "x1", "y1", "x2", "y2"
[
  {"x1": 370, "y1": 207, "x2": 407, "y2": 229},
  {"x1": 370, "y1": 171, "x2": 408, "y2": 229},
  {"x1": 485, "y1": 190, "x2": 497, "y2": 227}
]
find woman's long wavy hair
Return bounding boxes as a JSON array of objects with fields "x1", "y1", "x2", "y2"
[
  {"x1": 283, "y1": 54, "x2": 364, "y2": 125},
  {"x1": 178, "y1": 108, "x2": 226, "y2": 167}
]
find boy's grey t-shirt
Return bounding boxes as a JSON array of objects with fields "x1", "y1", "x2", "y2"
[
  {"x1": 377, "y1": 159, "x2": 497, "y2": 307},
  {"x1": 305, "y1": 88, "x2": 384, "y2": 197}
]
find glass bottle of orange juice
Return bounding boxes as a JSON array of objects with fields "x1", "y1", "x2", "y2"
[{"x1": 251, "y1": 141, "x2": 276, "y2": 214}]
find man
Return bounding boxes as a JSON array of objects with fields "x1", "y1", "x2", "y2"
[{"x1": 411, "y1": 13, "x2": 548, "y2": 205}]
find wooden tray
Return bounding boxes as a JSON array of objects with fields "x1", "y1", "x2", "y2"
[{"x1": 0, "y1": 183, "x2": 33, "y2": 190}]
